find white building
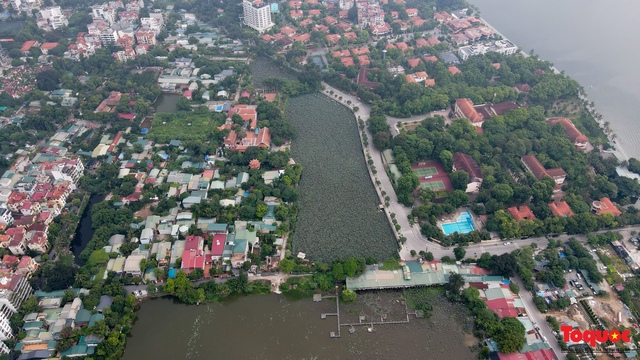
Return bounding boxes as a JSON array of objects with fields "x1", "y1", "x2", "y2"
[
  {"x1": 339, "y1": 0, "x2": 353, "y2": 10},
  {"x1": 458, "y1": 40, "x2": 518, "y2": 61},
  {"x1": 0, "y1": 209, "x2": 13, "y2": 226},
  {"x1": 140, "y1": 227, "x2": 154, "y2": 245},
  {"x1": 243, "y1": 0, "x2": 274, "y2": 33},
  {"x1": 100, "y1": 29, "x2": 120, "y2": 45},
  {"x1": 91, "y1": 4, "x2": 116, "y2": 25},
  {"x1": 37, "y1": 6, "x2": 68, "y2": 31}
]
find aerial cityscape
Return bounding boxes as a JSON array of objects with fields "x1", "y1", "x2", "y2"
[{"x1": 0, "y1": 0, "x2": 638, "y2": 358}]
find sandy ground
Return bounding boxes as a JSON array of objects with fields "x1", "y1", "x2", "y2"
[{"x1": 134, "y1": 203, "x2": 154, "y2": 219}]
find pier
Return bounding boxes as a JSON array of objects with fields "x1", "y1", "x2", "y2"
[{"x1": 320, "y1": 289, "x2": 414, "y2": 338}]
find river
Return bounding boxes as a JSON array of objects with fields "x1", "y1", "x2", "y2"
[
  {"x1": 469, "y1": 0, "x2": 640, "y2": 159},
  {"x1": 122, "y1": 293, "x2": 475, "y2": 359},
  {"x1": 70, "y1": 194, "x2": 103, "y2": 264}
]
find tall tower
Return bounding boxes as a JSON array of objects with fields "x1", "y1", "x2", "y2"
[{"x1": 242, "y1": 0, "x2": 275, "y2": 33}]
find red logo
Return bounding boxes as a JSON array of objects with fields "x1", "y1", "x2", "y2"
[{"x1": 561, "y1": 326, "x2": 631, "y2": 347}]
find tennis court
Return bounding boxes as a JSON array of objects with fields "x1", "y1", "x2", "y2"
[
  {"x1": 413, "y1": 167, "x2": 438, "y2": 177},
  {"x1": 420, "y1": 180, "x2": 446, "y2": 191}
]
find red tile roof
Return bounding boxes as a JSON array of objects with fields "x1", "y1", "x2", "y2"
[
  {"x1": 453, "y1": 152, "x2": 482, "y2": 180},
  {"x1": 211, "y1": 234, "x2": 226, "y2": 256},
  {"x1": 407, "y1": 58, "x2": 421, "y2": 68},
  {"x1": 21, "y1": 40, "x2": 38, "y2": 52},
  {"x1": 455, "y1": 98, "x2": 483, "y2": 124},
  {"x1": 486, "y1": 298, "x2": 518, "y2": 318},
  {"x1": 547, "y1": 117, "x2": 589, "y2": 144},
  {"x1": 521, "y1": 155, "x2": 566, "y2": 182},
  {"x1": 448, "y1": 66, "x2": 461, "y2": 75},
  {"x1": 592, "y1": 197, "x2": 622, "y2": 216},
  {"x1": 549, "y1": 201, "x2": 574, "y2": 217},
  {"x1": 508, "y1": 206, "x2": 536, "y2": 222}
]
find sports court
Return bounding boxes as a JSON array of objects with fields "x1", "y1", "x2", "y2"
[
  {"x1": 412, "y1": 167, "x2": 438, "y2": 177},
  {"x1": 420, "y1": 180, "x2": 446, "y2": 191},
  {"x1": 411, "y1": 160, "x2": 454, "y2": 193}
]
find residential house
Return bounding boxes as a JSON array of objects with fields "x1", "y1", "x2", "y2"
[
  {"x1": 547, "y1": 118, "x2": 589, "y2": 150},
  {"x1": 549, "y1": 201, "x2": 574, "y2": 218},
  {"x1": 452, "y1": 152, "x2": 483, "y2": 193},
  {"x1": 591, "y1": 198, "x2": 622, "y2": 217},
  {"x1": 454, "y1": 98, "x2": 484, "y2": 126},
  {"x1": 507, "y1": 206, "x2": 536, "y2": 222},
  {"x1": 521, "y1": 155, "x2": 566, "y2": 185}
]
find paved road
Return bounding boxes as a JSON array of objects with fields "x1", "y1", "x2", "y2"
[{"x1": 511, "y1": 276, "x2": 564, "y2": 359}]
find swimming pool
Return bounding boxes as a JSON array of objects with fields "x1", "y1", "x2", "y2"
[{"x1": 441, "y1": 210, "x2": 476, "y2": 235}]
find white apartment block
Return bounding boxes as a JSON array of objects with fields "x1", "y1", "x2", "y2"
[
  {"x1": 100, "y1": 29, "x2": 120, "y2": 45},
  {"x1": 0, "y1": 304, "x2": 14, "y2": 341},
  {"x1": 12, "y1": 0, "x2": 41, "y2": 13},
  {"x1": 339, "y1": 0, "x2": 353, "y2": 10},
  {"x1": 37, "y1": 6, "x2": 68, "y2": 31},
  {"x1": 243, "y1": 0, "x2": 274, "y2": 33},
  {"x1": 91, "y1": 4, "x2": 116, "y2": 25},
  {"x1": 0, "y1": 208, "x2": 13, "y2": 226},
  {"x1": 140, "y1": 16, "x2": 163, "y2": 34}
]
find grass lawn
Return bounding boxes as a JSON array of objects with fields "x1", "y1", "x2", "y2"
[
  {"x1": 571, "y1": 111, "x2": 608, "y2": 145},
  {"x1": 149, "y1": 112, "x2": 225, "y2": 142}
]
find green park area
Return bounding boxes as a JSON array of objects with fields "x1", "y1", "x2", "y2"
[{"x1": 149, "y1": 112, "x2": 225, "y2": 143}]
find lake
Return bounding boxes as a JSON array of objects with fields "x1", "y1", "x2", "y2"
[
  {"x1": 286, "y1": 94, "x2": 397, "y2": 262},
  {"x1": 470, "y1": 0, "x2": 640, "y2": 159},
  {"x1": 122, "y1": 292, "x2": 475, "y2": 360},
  {"x1": 153, "y1": 93, "x2": 181, "y2": 114}
]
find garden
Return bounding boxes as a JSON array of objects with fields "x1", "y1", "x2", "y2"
[{"x1": 149, "y1": 112, "x2": 226, "y2": 143}]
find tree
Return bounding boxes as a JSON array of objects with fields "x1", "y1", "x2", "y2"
[
  {"x1": 490, "y1": 253, "x2": 518, "y2": 277},
  {"x1": 36, "y1": 69, "x2": 62, "y2": 91},
  {"x1": 439, "y1": 150, "x2": 453, "y2": 171},
  {"x1": 279, "y1": 258, "x2": 295, "y2": 274},
  {"x1": 446, "y1": 272, "x2": 464, "y2": 299},
  {"x1": 450, "y1": 170, "x2": 469, "y2": 191},
  {"x1": 343, "y1": 258, "x2": 358, "y2": 277},
  {"x1": 341, "y1": 289, "x2": 357, "y2": 302},
  {"x1": 424, "y1": 252, "x2": 434, "y2": 261},
  {"x1": 491, "y1": 184, "x2": 514, "y2": 202},
  {"x1": 454, "y1": 246, "x2": 466, "y2": 261},
  {"x1": 495, "y1": 317, "x2": 526, "y2": 353},
  {"x1": 509, "y1": 282, "x2": 520, "y2": 294}
]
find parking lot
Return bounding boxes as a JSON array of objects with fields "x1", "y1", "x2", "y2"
[{"x1": 562, "y1": 271, "x2": 592, "y2": 297}]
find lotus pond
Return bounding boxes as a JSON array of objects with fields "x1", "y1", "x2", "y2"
[{"x1": 286, "y1": 94, "x2": 397, "y2": 262}]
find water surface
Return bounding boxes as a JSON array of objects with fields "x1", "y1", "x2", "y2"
[
  {"x1": 122, "y1": 294, "x2": 475, "y2": 360},
  {"x1": 470, "y1": 0, "x2": 640, "y2": 159}
]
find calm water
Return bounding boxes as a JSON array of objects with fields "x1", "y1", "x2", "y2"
[
  {"x1": 70, "y1": 194, "x2": 104, "y2": 264},
  {"x1": 470, "y1": 0, "x2": 640, "y2": 159},
  {"x1": 153, "y1": 93, "x2": 180, "y2": 113},
  {"x1": 122, "y1": 294, "x2": 475, "y2": 360}
]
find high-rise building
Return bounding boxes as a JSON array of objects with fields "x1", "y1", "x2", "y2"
[{"x1": 243, "y1": 0, "x2": 274, "y2": 34}]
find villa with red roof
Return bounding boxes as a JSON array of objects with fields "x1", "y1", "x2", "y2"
[
  {"x1": 454, "y1": 98, "x2": 484, "y2": 125},
  {"x1": 591, "y1": 198, "x2": 622, "y2": 217},
  {"x1": 181, "y1": 235, "x2": 205, "y2": 272},
  {"x1": 21, "y1": 40, "x2": 40, "y2": 54},
  {"x1": 449, "y1": 66, "x2": 461, "y2": 75},
  {"x1": 521, "y1": 155, "x2": 566, "y2": 185},
  {"x1": 508, "y1": 206, "x2": 536, "y2": 222},
  {"x1": 547, "y1": 118, "x2": 589, "y2": 150},
  {"x1": 224, "y1": 128, "x2": 272, "y2": 152},
  {"x1": 210, "y1": 234, "x2": 226, "y2": 260},
  {"x1": 452, "y1": 152, "x2": 483, "y2": 193},
  {"x1": 228, "y1": 105, "x2": 258, "y2": 129},
  {"x1": 549, "y1": 201, "x2": 574, "y2": 217}
]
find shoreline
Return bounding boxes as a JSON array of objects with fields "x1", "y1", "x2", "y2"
[{"x1": 479, "y1": 16, "x2": 628, "y2": 163}]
